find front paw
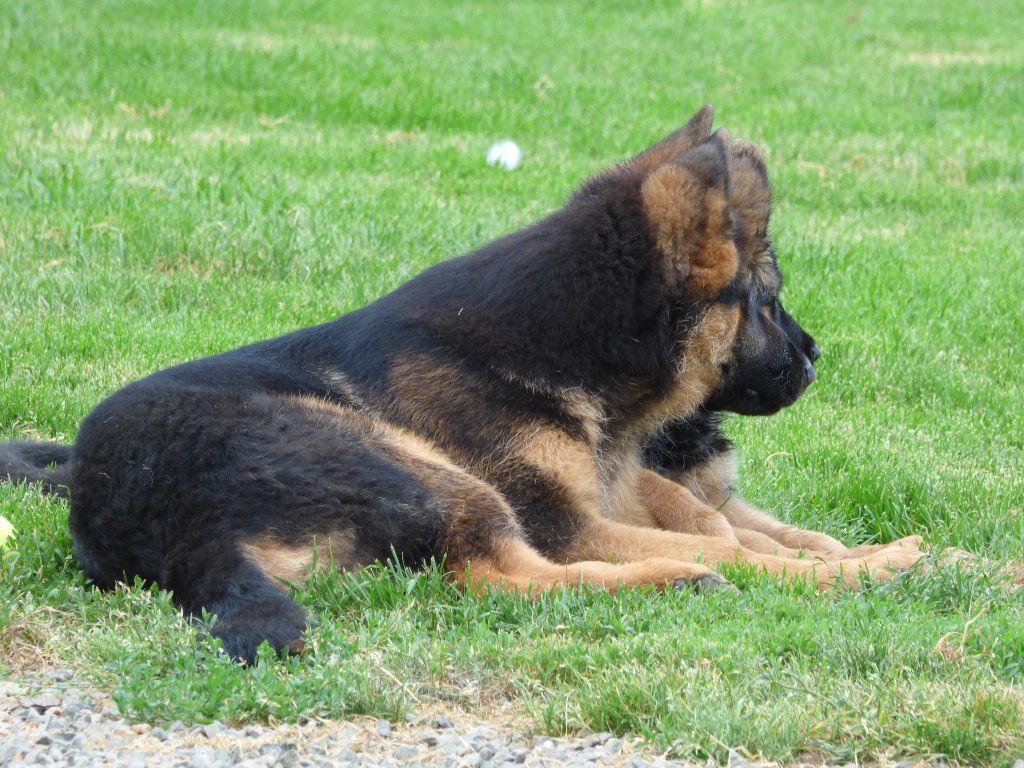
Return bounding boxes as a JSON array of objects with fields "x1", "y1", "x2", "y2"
[
  {"x1": 841, "y1": 534, "x2": 924, "y2": 559},
  {"x1": 860, "y1": 547, "x2": 926, "y2": 578}
]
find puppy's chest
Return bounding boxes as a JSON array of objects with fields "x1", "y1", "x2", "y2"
[{"x1": 593, "y1": 434, "x2": 655, "y2": 525}]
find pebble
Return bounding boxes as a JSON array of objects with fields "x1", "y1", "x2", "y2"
[
  {"x1": 0, "y1": 669, "x2": 943, "y2": 767},
  {"x1": 394, "y1": 744, "x2": 419, "y2": 760}
]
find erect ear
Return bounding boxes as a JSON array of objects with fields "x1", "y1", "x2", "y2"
[
  {"x1": 726, "y1": 139, "x2": 772, "y2": 237},
  {"x1": 640, "y1": 131, "x2": 738, "y2": 299},
  {"x1": 627, "y1": 105, "x2": 715, "y2": 173}
]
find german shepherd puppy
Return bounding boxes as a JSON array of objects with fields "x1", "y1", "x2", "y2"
[
  {"x1": 1, "y1": 107, "x2": 922, "y2": 661},
  {"x1": 642, "y1": 134, "x2": 922, "y2": 559}
]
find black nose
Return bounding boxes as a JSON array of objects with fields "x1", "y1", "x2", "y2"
[
  {"x1": 804, "y1": 356, "x2": 816, "y2": 384},
  {"x1": 807, "y1": 341, "x2": 821, "y2": 363}
]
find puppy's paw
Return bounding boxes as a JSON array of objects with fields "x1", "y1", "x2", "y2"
[
  {"x1": 861, "y1": 547, "x2": 926, "y2": 577},
  {"x1": 207, "y1": 597, "x2": 310, "y2": 665},
  {"x1": 842, "y1": 535, "x2": 924, "y2": 559}
]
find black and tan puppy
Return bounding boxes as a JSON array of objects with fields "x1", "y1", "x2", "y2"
[{"x1": 1, "y1": 106, "x2": 922, "y2": 661}]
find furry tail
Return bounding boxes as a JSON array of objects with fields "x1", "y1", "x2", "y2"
[{"x1": 0, "y1": 440, "x2": 73, "y2": 497}]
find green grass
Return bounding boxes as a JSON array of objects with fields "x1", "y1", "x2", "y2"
[{"x1": 2, "y1": 0, "x2": 1023, "y2": 763}]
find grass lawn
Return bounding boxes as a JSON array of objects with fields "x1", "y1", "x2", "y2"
[{"x1": 2, "y1": 0, "x2": 1023, "y2": 763}]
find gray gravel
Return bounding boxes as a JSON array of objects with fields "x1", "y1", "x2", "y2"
[
  {"x1": 0, "y1": 669, "x2": 696, "y2": 768},
  {"x1": 0, "y1": 669, "x2": 984, "y2": 767}
]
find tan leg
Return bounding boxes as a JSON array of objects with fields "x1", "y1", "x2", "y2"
[
  {"x1": 732, "y1": 520, "x2": 921, "y2": 558},
  {"x1": 673, "y1": 454, "x2": 924, "y2": 559},
  {"x1": 568, "y1": 515, "x2": 923, "y2": 590},
  {"x1": 352, "y1": 421, "x2": 732, "y2": 596},
  {"x1": 723, "y1": 496, "x2": 850, "y2": 555},
  {"x1": 721, "y1": 497, "x2": 924, "y2": 558},
  {"x1": 636, "y1": 467, "x2": 912, "y2": 559},
  {"x1": 449, "y1": 537, "x2": 731, "y2": 595},
  {"x1": 635, "y1": 468, "x2": 737, "y2": 540},
  {"x1": 733, "y1": 526, "x2": 807, "y2": 558}
]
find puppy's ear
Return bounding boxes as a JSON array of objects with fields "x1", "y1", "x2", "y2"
[
  {"x1": 628, "y1": 104, "x2": 714, "y2": 173},
  {"x1": 641, "y1": 131, "x2": 738, "y2": 298},
  {"x1": 726, "y1": 139, "x2": 772, "y2": 237}
]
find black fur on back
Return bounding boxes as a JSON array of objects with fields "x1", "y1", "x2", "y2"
[{"x1": 409, "y1": 176, "x2": 690, "y2": 392}]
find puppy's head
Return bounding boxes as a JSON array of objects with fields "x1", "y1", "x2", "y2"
[
  {"x1": 704, "y1": 140, "x2": 820, "y2": 415},
  {"x1": 631, "y1": 107, "x2": 819, "y2": 415}
]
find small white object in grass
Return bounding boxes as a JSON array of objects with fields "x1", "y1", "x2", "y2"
[
  {"x1": 0, "y1": 515, "x2": 13, "y2": 548},
  {"x1": 486, "y1": 140, "x2": 522, "y2": 170}
]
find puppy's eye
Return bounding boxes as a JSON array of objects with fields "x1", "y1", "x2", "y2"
[{"x1": 759, "y1": 294, "x2": 780, "y2": 318}]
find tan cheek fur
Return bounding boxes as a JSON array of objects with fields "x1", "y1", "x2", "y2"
[{"x1": 633, "y1": 304, "x2": 741, "y2": 434}]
